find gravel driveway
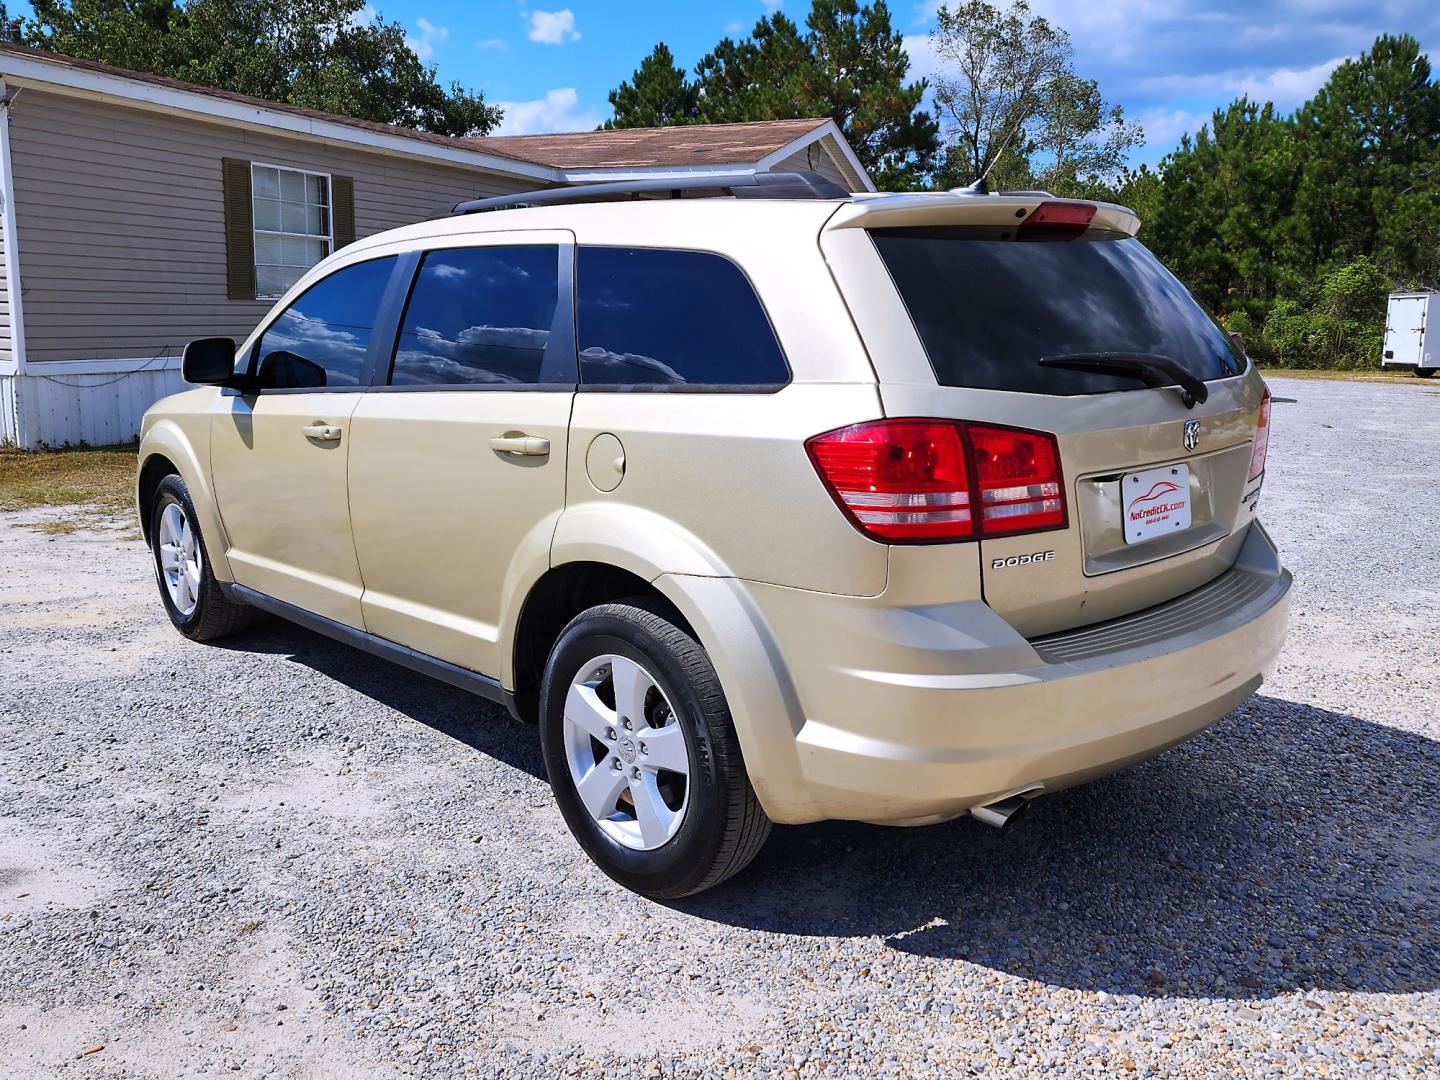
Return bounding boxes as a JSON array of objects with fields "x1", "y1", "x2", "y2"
[{"x1": 2, "y1": 376, "x2": 1438, "y2": 1078}]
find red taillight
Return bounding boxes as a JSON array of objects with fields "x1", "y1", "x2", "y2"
[
  {"x1": 968, "y1": 423, "x2": 1067, "y2": 535},
  {"x1": 805, "y1": 420, "x2": 973, "y2": 541},
  {"x1": 806, "y1": 419, "x2": 1066, "y2": 544},
  {"x1": 1248, "y1": 385, "x2": 1272, "y2": 481},
  {"x1": 1018, "y1": 201, "x2": 1096, "y2": 240}
]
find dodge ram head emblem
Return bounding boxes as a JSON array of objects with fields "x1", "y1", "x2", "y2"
[{"x1": 1183, "y1": 419, "x2": 1201, "y2": 452}]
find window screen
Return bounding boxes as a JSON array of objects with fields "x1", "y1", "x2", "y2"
[
  {"x1": 870, "y1": 229, "x2": 1244, "y2": 396},
  {"x1": 576, "y1": 247, "x2": 788, "y2": 388},
  {"x1": 253, "y1": 257, "x2": 396, "y2": 389},
  {"x1": 390, "y1": 246, "x2": 561, "y2": 386}
]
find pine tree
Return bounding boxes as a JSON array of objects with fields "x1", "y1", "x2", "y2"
[{"x1": 604, "y1": 43, "x2": 701, "y2": 129}]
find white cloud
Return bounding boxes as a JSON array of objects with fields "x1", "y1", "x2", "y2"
[
  {"x1": 1229, "y1": 56, "x2": 1349, "y2": 104},
  {"x1": 527, "y1": 9, "x2": 581, "y2": 45},
  {"x1": 407, "y1": 17, "x2": 448, "y2": 61},
  {"x1": 477, "y1": 37, "x2": 510, "y2": 51},
  {"x1": 762, "y1": 0, "x2": 784, "y2": 11},
  {"x1": 1133, "y1": 106, "x2": 1207, "y2": 148},
  {"x1": 901, "y1": 33, "x2": 939, "y2": 81},
  {"x1": 724, "y1": 19, "x2": 744, "y2": 33},
  {"x1": 349, "y1": 4, "x2": 376, "y2": 28},
  {"x1": 493, "y1": 88, "x2": 603, "y2": 135},
  {"x1": 1140, "y1": 55, "x2": 1349, "y2": 110}
]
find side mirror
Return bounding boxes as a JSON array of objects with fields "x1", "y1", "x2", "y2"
[
  {"x1": 257, "y1": 350, "x2": 328, "y2": 389},
  {"x1": 182, "y1": 337, "x2": 238, "y2": 385}
]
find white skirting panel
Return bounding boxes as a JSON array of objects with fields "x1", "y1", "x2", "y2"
[{"x1": 0, "y1": 364, "x2": 187, "y2": 448}]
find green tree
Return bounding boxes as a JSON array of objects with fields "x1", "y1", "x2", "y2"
[
  {"x1": 604, "y1": 43, "x2": 701, "y2": 129},
  {"x1": 791, "y1": 0, "x2": 937, "y2": 189},
  {"x1": 693, "y1": 14, "x2": 813, "y2": 124},
  {"x1": 1293, "y1": 34, "x2": 1440, "y2": 281},
  {"x1": 22, "y1": 0, "x2": 501, "y2": 136},
  {"x1": 1142, "y1": 99, "x2": 1304, "y2": 318},
  {"x1": 928, "y1": 0, "x2": 1139, "y2": 194},
  {"x1": 929, "y1": 0, "x2": 1070, "y2": 187},
  {"x1": 610, "y1": 2, "x2": 938, "y2": 189},
  {"x1": 1031, "y1": 72, "x2": 1143, "y2": 194}
]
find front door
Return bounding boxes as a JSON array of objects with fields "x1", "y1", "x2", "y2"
[
  {"x1": 210, "y1": 255, "x2": 403, "y2": 627},
  {"x1": 347, "y1": 234, "x2": 575, "y2": 677}
]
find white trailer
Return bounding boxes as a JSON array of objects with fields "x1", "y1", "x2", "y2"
[{"x1": 1382, "y1": 291, "x2": 1438, "y2": 377}]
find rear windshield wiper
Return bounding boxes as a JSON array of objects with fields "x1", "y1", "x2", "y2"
[{"x1": 1037, "y1": 353, "x2": 1209, "y2": 408}]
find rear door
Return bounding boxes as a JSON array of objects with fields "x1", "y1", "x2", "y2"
[
  {"x1": 346, "y1": 232, "x2": 575, "y2": 677},
  {"x1": 1383, "y1": 294, "x2": 1426, "y2": 367},
  {"x1": 825, "y1": 207, "x2": 1266, "y2": 638}
]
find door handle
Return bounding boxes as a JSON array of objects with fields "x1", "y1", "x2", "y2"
[
  {"x1": 302, "y1": 423, "x2": 343, "y2": 442},
  {"x1": 489, "y1": 434, "x2": 550, "y2": 457}
]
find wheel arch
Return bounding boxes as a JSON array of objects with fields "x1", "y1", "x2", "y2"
[
  {"x1": 137, "y1": 417, "x2": 234, "y2": 582},
  {"x1": 507, "y1": 556, "x2": 814, "y2": 823},
  {"x1": 508, "y1": 560, "x2": 698, "y2": 722}
]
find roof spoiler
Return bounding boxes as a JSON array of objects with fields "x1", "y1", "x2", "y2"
[
  {"x1": 448, "y1": 170, "x2": 850, "y2": 215},
  {"x1": 828, "y1": 193, "x2": 1141, "y2": 237}
]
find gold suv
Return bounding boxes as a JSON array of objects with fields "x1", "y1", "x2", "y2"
[{"x1": 138, "y1": 172, "x2": 1291, "y2": 897}]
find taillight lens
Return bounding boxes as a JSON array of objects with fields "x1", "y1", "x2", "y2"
[
  {"x1": 805, "y1": 420, "x2": 973, "y2": 541},
  {"x1": 1248, "y1": 385, "x2": 1271, "y2": 481},
  {"x1": 807, "y1": 419, "x2": 1066, "y2": 544},
  {"x1": 968, "y1": 423, "x2": 1067, "y2": 535}
]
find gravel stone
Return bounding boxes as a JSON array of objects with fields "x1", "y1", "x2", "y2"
[{"x1": 0, "y1": 375, "x2": 1437, "y2": 1077}]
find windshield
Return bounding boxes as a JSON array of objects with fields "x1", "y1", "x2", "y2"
[{"x1": 869, "y1": 227, "x2": 1244, "y2": 395}]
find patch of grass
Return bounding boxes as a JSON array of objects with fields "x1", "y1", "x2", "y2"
[
  {"x1": 0, "y1": 444, "x2": 137, "y2": 529},
  {"x1": 1256, "y1": 367, "x2": 1422, "y2": 383}
]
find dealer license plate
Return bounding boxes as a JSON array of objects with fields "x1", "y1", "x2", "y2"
[{"x1": 1121, "y1": 465, "x2": 1192, "y2": 544}]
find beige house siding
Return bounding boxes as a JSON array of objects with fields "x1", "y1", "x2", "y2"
[
  {"x1": 770, "y1": 135, "x2": 863, "y2": 192},
  {"x1": 8, "y1": 89, "x2": 537, "y2": 363}
]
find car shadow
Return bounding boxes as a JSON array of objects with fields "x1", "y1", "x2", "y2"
[
  {"x1": 677, "y1": 695, "x2": 1440, "y2": 1001},
  {"x1": 216, "y1": 618, "x2": 547, "y2": 783},
  {"x1": 208, "y1": 622, "x2": 1440, "y2": 1001}
]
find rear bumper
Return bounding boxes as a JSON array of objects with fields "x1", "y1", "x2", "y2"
[{"x1": 735, "y1": 522, "x2": 1290, "y2": 824}]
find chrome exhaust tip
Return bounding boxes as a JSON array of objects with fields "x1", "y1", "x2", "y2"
[{"x1": 969, "y1": 784, "x2": 1044, "y2": 829}]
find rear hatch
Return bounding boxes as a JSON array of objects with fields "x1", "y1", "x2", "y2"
[{"x1": 821, "y1": 195, "x2": 1269, "y2": 638}]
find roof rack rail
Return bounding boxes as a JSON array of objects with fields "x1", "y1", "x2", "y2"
[{"x1": 449, "y1": 170, "x2": 849, "y2": 215}]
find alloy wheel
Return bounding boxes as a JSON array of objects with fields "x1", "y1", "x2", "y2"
[
  {"x1": 561, "y1": 653, "x2": 691, "y2": 851},
  {"x1": 157, "y1": 502, "x2": 202, "y2": 618}
]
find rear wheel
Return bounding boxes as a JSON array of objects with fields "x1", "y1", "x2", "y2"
[
  {"x1": 538, "y1": 598, "x2": 770, "y2": 898},
  {"x1": 149, "y1": 474, "x2": 253, "y2": 641},
  {"x1": 1414, "y1": 367, "x2": 1437, "y2": 378}
]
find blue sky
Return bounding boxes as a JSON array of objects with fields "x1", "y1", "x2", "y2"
[
  {"x1": 22, "y1": 0, "x2": 1440, "y2": 165},
  {"x1": 408, "y1": 0, "x2": 1440, "y2": 164}
]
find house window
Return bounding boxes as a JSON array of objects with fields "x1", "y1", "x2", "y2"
[{"x1": 252, "y1": 164, "x2": 333, "y2": 300}]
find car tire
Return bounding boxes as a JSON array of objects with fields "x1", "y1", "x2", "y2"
[
  {"x1": 148, "y1": 474, "x2": 254, "y2": 642},
  {"x1": 538, "y1": 597, "x2": 771, "y2": 898},
  {"x1": 1414, "y1": 367, "x2": 1436, "y2": 378}
]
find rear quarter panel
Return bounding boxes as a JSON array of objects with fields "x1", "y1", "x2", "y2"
[{"x1": 557, "y1": 201, "x2": 890, "y2": 596}]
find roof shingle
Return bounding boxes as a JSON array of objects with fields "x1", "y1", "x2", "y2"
[{"x1": 471, "y1": 118, "x2": 832, "y2": 169}]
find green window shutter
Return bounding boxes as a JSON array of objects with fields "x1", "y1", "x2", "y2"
[
  {"x1": 332, "y1": 175, "x2": 356, "y2": 250},
  {"x1": 221, "y1": 158, "x2": 255, "y2": 301}
]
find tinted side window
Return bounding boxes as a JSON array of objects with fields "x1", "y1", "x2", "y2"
[
  {"x1": 255, "y1": 257, "x2": 397, "y2": 389},
  {"x1": 390, "y1": 246, "x2": 561, "y2": 386},
  {"x1": 577, "y1": 247, "x2": 788, "y2": 388}
]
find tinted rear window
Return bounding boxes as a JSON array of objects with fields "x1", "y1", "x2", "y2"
[
  {"x1": 870, "y1": 228, "x2": 1243, "y2": 395},
  {"x1": 576, "y1": 247, "x2": 788, "y2": 388}
]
